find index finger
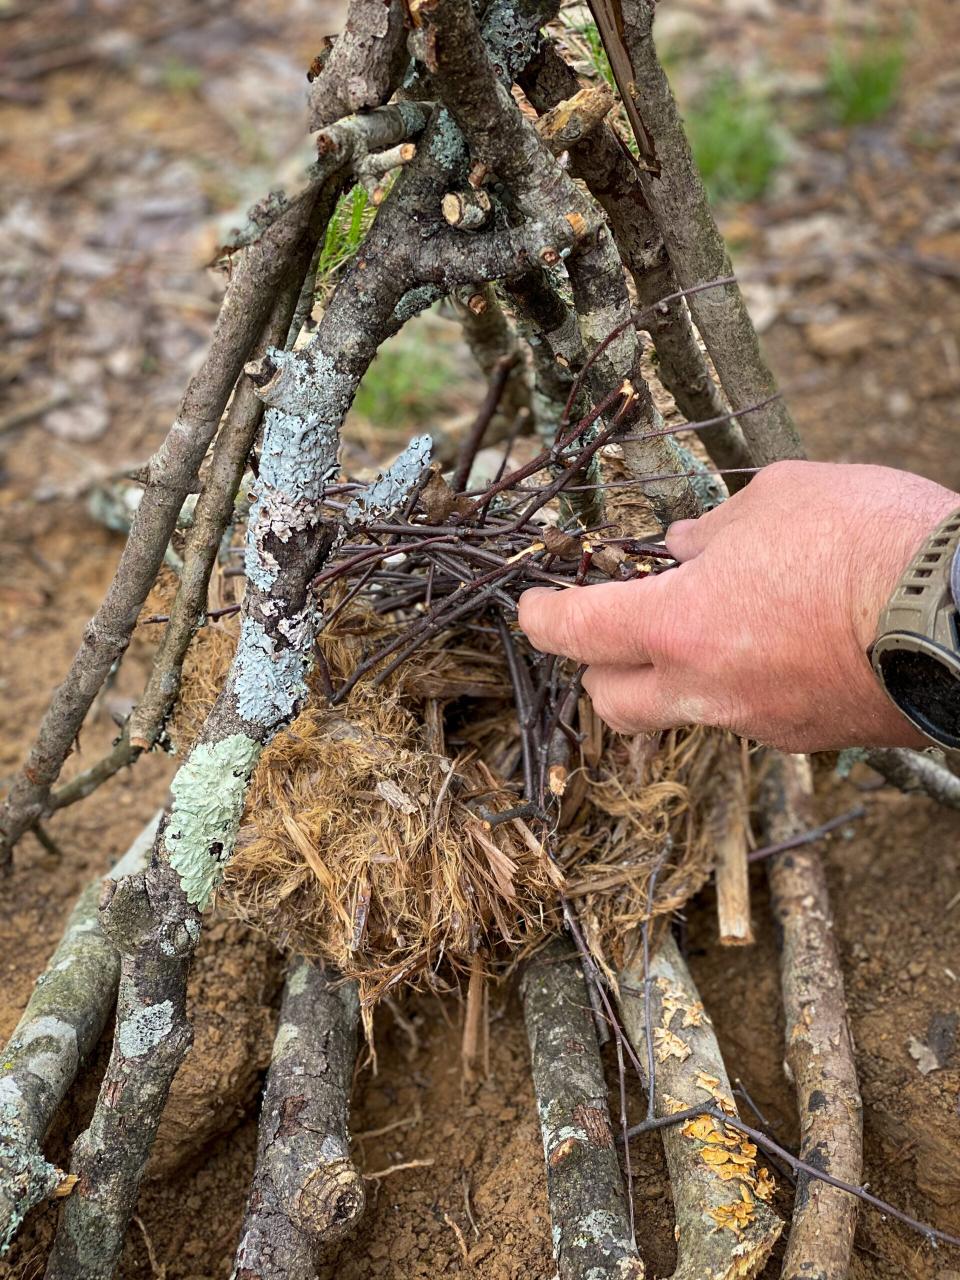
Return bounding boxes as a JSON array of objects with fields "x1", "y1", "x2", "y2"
[{"x1": 517, "y1": 575, "x2": 670, "y2": 666}]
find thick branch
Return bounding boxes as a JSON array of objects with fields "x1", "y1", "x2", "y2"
[
  {"x1": 45, "y1": 863, "x2": 196, "y2": 1280},
  {"x1": 619, "y1": 933, "x2": 782, "y2": 1279},
  {"x1": 233, "y1": 961, "x2": 363, "y2": 1279},
  {"x1": 520, "y1": 939, "x2": 643, "y2": 1280},
  {"x1": 762, "y1": 754, "x2": 863, "y2": 1280},
  {"x1": 864, "y1": 746, "x2": 960, "y2": 809},
  {"x1": 604, "y1": 0, "x2": 803, "y2": 468},
  {"x1": 308, "y1": 0, "x2": 408, "y2": 131},
  {"x1": 0, "y1": 817, "x2": 159, "y2": 1253},
  {"x1": 415, "y1": 0, "x2": 698, "y2": 524}
]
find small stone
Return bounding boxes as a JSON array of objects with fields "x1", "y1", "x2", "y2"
[
  {"x1": 804, "y1": 314, "x2": 874, "y2": 359},
  {"x1": 908, "y1": 960, "x2": 927, "y2": 978}
]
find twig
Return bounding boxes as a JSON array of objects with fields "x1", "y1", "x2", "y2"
[{"x1": 747, "y1": 804, "x2": 866, "y2": 863}]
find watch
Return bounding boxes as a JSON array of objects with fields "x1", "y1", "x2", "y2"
[{"x1": 869, "y1": 507, "x2": 960, "y2": 750}]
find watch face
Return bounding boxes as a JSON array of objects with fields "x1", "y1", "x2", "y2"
[{"x1": 874, "y1": 641, "x2": 960, "y2": 751}]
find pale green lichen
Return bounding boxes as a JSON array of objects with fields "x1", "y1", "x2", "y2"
[
  {"x1": 165, "y1": 735, "x2": 261, "y2": 910},
  {"x1": 272, "y1": 1023, "x2": 300, "y2": 1061},
  {"x1": 117, "y1": 1001, "x2": 174, "y2": 1060},
  {"x1": 1, "y1": 1085, "x2": 62, "y2": 1254}
]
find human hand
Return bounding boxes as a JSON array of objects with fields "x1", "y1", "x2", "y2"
[{"x1": 518, "y1": 461, "x2": 960, "y2": 751}]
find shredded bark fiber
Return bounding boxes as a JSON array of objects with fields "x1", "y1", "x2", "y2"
[{"x1": 170, "y1": 594, "x2": 727, "y2": 1010}]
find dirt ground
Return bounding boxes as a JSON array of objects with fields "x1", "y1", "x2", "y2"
[{"x1": 1, "y1": 1, "x2": 960, "y2": 1277}]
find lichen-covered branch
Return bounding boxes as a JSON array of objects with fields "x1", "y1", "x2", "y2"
[
  {"x1": 518, "y1": 39, "x2": 754, "y2": 489},
  {"x1": 125, "y1": 263, "x2": 316, "y2": 755},
  {"x1": 308, "y1": 0, "x2": 409, "y2": 131},
  {"x1": 520, "y1": 939, "x2": 644, "y2": 1280},
  {"x1": 761, "y1": 753, "x2": 863, "y2": 1280},
  {"x1": 619, "y1": 932, "x2": 782, "y2": 1280},
  {"x1": 233, "y1": 960, "x2": 363, "y2": 1279},
  {"x1": 602, "y1": 0, "x2": 803, "y2": 469},
  {"x1": 45, "y1": 861, "x2": 196, "y2": 1280},
  {"x1": 0, "y1": 817, "x2": 159, "y2": 1254}
]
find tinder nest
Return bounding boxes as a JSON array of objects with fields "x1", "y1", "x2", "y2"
[{"x1": 173, "y1": 590, "x2": 731, "y2": 1010}]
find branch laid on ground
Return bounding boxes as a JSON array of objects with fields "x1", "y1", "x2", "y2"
[
  {"x1": 520, "y1": 939, "x2": 644, "y2": 1280},
  {"x1": 591, "y1": 0, "x2": 803, "y2": 469},
  {"x1": 307, "y1": 0, "x2": 409, "y2": 131},
  {"x1": 413, "y1": 0, "x2": 700, "y2": 526},
  {"x1": 518, "y1": 38, "x2": 754, "y2": 490},
  {"x1": 760, "y1": 753, "x2": 863, "y2": 1280},
  {"x1": 0, "y1": 816, "x2": 159, "y2": 1254},
  {"x1": 619, "y1": 931, "x2": 782, "y2": 1279},
  {"x1": 0, "y1": 102, "x2": 433, "y2": 866},
  {"x1": 233, "y1": 960, "x2": 363, "y2": 1279},
  {"x1": 864, "y1": 746, "x2": 960, "y2": 809}
]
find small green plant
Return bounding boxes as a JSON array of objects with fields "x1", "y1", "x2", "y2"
[
  {"x1": 317, "y1": 186, "x2": 373, "y2": 280},
  {"x1": 159, "y1": 58, "x2": 203, "y2": 95},
  {"x1": 685, "y1": 75, "x2": 783, "y2": 203},
  {"x1": 571, "y1": 21, "x2": 615, "y2": 90},
  {"x1": 825, "y1": 38, "x2": 904, "y2": 126},
  {"x1": 352, "y1": 333, "x2": 456, "y2": 434}
]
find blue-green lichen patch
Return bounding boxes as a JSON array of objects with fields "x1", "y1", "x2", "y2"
[
  {"x1": 164, "y1": 735, "x2": 261, "y2": 910},
  {"x1": 0, "y1": 1082, "x2": 63, "y2": 1253},
  {"x1": 233, "y1": 616, "x2": 311, "y2": 729},
  {"x1": 345, "y1": 434, "x2": 432, "y2": 525}
]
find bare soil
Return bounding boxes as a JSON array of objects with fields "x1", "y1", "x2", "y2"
[{"x1": 2, "y1": 1, "x2": 959, "y2": 1277}]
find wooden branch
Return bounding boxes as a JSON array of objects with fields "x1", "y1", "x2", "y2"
[
  {"x1": 126, "y1": 256, "x2": 313, "y2": 755},
  {"x1": 864, "y1": 746, "x2": 960, "y2": 809},
  {"x1": 0, "y1": 817, "x2": 159, "y2": 1252},
  {"x1": 761, "y1": 753, "x2": 863, "y2": 1280},
  {"x1": 518, "y1": 41, "x2": 755, "y2": 490},
  {"x1": 233, "y1": 960, "x2": 364, "y2": 1278},
  {"x1": 45, "y1": 862, "x2": 196, "y2": 1280},
  {"x1": 441, "y1": 188, "x2": 494, "y2": 230},
  {"x1": 619, "y1": 932, "x2": 782, "y2": 1280},
  {"x1": 598, "y1": 0, "x2": 804, "y2": 469},
  {"x1": 520, "y1": 939, "x2": 644, "y2": 1280},
  {"x1": 307, "y1": 0, "x2": 409, "y2": 131}
]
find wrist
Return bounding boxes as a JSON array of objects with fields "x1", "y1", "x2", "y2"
[{"x1": 849, "y1": 479, "x2": 960, "y2": 653}]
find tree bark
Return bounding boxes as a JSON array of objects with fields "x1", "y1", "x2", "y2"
[
  {"x1": 521, "y1": 939, "x2": 644, "y2": 1280},
  {"x1": 762, "y1": 753, "x2": 863, "y2": 1280},
  {"x1": 233, "y1": 961, "x2": 363, "y2": 1279},
  {"x1": 0, "y1": 817, "x2": 159, "y2": 1253},
  {"x1": 609, "y1": 0, "x2": 804, "y2": 468}
]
